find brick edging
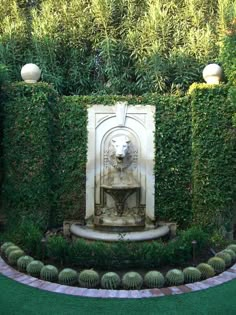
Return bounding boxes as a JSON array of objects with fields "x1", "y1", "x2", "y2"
[{"x1": 1, "y1": 257, "x2": 236, "y2": 299}]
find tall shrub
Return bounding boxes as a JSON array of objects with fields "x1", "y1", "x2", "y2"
[{"x1": 191, "y1": 84, "x2": 235, "y2": 228}]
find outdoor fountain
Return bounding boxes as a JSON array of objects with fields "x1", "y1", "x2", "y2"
[{"x1": 70, "y1": 102, "x2": 171, "y2": 241}]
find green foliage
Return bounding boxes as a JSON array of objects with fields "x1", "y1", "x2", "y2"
[
  {"x1": 215, "y1": 252, "x2": 232, "y2": 267},
  {"x1": 26, "y1": 260, "x2": 44, "y2": 277},
  {"x1": 58, "y1": 268, "x2": 78, "y2": 286},
  {"x1": 208, "y1": 257, "x2": 226, "y2": 273},
  {"x1": 17, "y1": 255, "x2": 34, "y2": 272},
  {"x1": 45, "y1": 227, "x2": 209, "y2": 270},
  {"x1": 197, "y1": 263, "x2": 215, "y2": 280},
  {"x1": 190, "y1": 84, "x2": 236, "y2": 228},
  {"x1": 46, "y1": 236, "x2": 68, "y2": 265},
  {"x1": 183, "y1": 267, "x2": 201, "y2": 283},
  {"x1": 165, "y1": 269, "x2": 184, "y2": 286},
  {"x1": 144, "y1": 271, "x2": 165, "y2": 289},
  {"x1": 51, "y1": 97, "x2": 87, "y2": 224},
  {"x1": 3, "y1": 83, "x2": 58, "y2": 228},
  {"x1": 0, "y1": 0, "x2": 229, "y2": 95},
  {"x1": 101, "y1": 272, "x2": 121, "y2": 290},
  {"x1": 8, "y1": 249, "x2": 25, "y2": 265},
  {"x1": 5, "y1": 218, "x2": 44, "y2": 258},
  {"x1": 219, "y1": 0, "x2": 236, "y2": 85},
  {"x1": 78, "y1": 269, "x2": 100, "y2": 288},
  {"x1": 40, "y1": 265, "x2": 58, "y2": 282},
  {"x1": 122, "y1": 271, "x2": 143, "y2": 290}
]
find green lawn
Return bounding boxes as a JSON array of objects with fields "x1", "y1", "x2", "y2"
[{"x1": 1, "y1": 274, "x2": 236, "y2": 315}]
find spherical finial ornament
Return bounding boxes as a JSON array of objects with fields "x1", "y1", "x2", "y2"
[
  {"x1": 21, "y1": 63, "x2": 41, "y2": 83},
  {"x1": 203, "y1": 64, "x2": 223, "y2": 84}
]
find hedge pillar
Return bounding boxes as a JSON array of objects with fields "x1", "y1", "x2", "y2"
[
  {"x1": 191, "y1": 84, "x2": 235, "y2": 228},
  {"x1": 2, "y1": 82, "x2": 58, "y2": 227}
]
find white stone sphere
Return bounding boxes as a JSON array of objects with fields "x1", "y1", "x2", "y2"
[
  {"x1": 21, "y1": 63, "x2": 41, "y2": 83},
  {"x1": 202, "y1": 63, "x2": 223, "y2": 84}
]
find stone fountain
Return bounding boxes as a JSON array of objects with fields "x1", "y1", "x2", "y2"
[{"x1": 70, "y1": 102, "x2": 170, "y2": 241}]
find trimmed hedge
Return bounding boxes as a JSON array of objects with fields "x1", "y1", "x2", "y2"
[
  {"x1": 190, "y1": 84, "x2": 235, "y2": 228},
  {"x1": 2, "y1": 82, "x2": 58, "y2": 227},
  {"x1": 1, "y1": 83, "x2": 235, "y2": 230}
]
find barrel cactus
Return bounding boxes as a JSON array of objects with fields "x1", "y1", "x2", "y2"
[
  {"x1": 208, "y1": 257, "x2": 225, "y2": 273},
  {"x1": 1, "y1": 242, "x2": 14, "y2": 254},
  {"x1": 215, "y1": 252, "x2": 232, "y2": 267},
  {"x1": 8, "y1": 250, "x2": 25, "y2": 265},
  {"x1": 79, "y1": 270, "x2": 100, "y2": 288},
  {"x1": 144, "y1": 271, "x2": 165, "y2": 288},
  {"x1": 17, "y1": 255, "x2": 34, "y2": 272},
  {"x1": 227, "y1": 244, "x2": 236, "y2": 253},
  {"x1": 122, "y1": 272, "x2": 143, "y2": 290},
  {"x1": 58, "y1": 268, "x2": 78, "y2": 286},
  {"x1": 183, "y1": 267, "x2": 201, "y2": 283},
  {"x1": 165, "y1": 269, "x2": 184, "y2": 286},
  {"x1": 223, "y1": 249, "x2": 236, "y2": 262},
  {"x1": 40, "y1": 265, "x2": 59, "y2": 282},
  {"x1": 5, "y1": 245, "x2": 21, "y2": 258},
  {"x1": 197, "y1": 263, "x2": 215, "y2": 279},
  {"x1": 101, "y1": 272, "x2": 121, "y2": 289},
  {"x1": 26, "y1": 260, "x2": 44, "y2": 277}
]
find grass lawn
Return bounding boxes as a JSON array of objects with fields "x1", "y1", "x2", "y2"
[{"x1": 1, "y1": 274, "x2": 236, "y2": 315}]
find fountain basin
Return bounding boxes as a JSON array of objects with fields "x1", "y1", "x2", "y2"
[{"x1": 70, "y1": 224, "x2": 170, "y2": 242}]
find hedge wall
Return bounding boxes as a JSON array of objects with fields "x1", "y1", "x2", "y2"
[
  {"x1": 1, "y1": 83, "x2": 235, "y2": 230},
  {"x1": 50, "y1": 94, "x2": 192, "y2": 227},
  {"x1": 2, "y1": 82, "x2": 58, "y2": 227},
  {"x1": 191, "y1": 84, "x2": 236, "y2": 228}
]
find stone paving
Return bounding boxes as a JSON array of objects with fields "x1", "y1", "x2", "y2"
[{"x1": 1, "y1": 257, "x2": 236, "y2": 299}]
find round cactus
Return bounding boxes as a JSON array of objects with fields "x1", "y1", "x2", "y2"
[
  {"x1": 1, "y1": 242, "x2": 15, "y2": 254},
  {"x1": 227, "y1": 244, "x2": 236, "y2": 253},
  {"x1": 197, "y1": 263, "x2": 215, "y2": 279},
  {"x1": 8, "y1": 249, "x2": 25, "y2": 265},
  {"x1": 26, "y1": 260, "x2": 44, "y2": 277},
  {"x1": 223, "y1": 249, "x2": 236, "y2": 262},
  {"x1": 215, "y1": 252, "x2": 232, "y2": 267},
  {"x1": 40, "y1": 265, "x2": 59, "y2": 282},
  {"x1": 208, "y1": 257, "x2": 225, "y2": 273},
  {"x1": 122, "y1": 272, "x2": 143, "y2": 290},
  {"x1": 5, "y1": 245, "x2": 21, "y2": 258},
  {"x1": 101, "y1": 272, "x2": 121, "y2": 289},
  {"x1": 79, "y1": 270, "x2": 100, "y2": 288},
  {"x1": 144, "y1": 271, "x2": 165, "y2": 288},
  {"x1": 165, "y1": 269, "x2": 184, "y2": 286},
  {"x1": 183, "y1": 267, "x2": 201, "y2": 283},
  {"x1": 58, "y1": 268, "x2": 78, "y2": 286},
  {"x1": 17, "y1": 255, "x2": 34, "y2": 272}
]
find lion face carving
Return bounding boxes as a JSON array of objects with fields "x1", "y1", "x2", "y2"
[{"x1": 111, "y1": 135, "x2": 130, "y2": 160}]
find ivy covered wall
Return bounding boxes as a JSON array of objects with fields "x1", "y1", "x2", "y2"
[{"x1": 1, "y1": 83, "x2": 235, "y2": 230}]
